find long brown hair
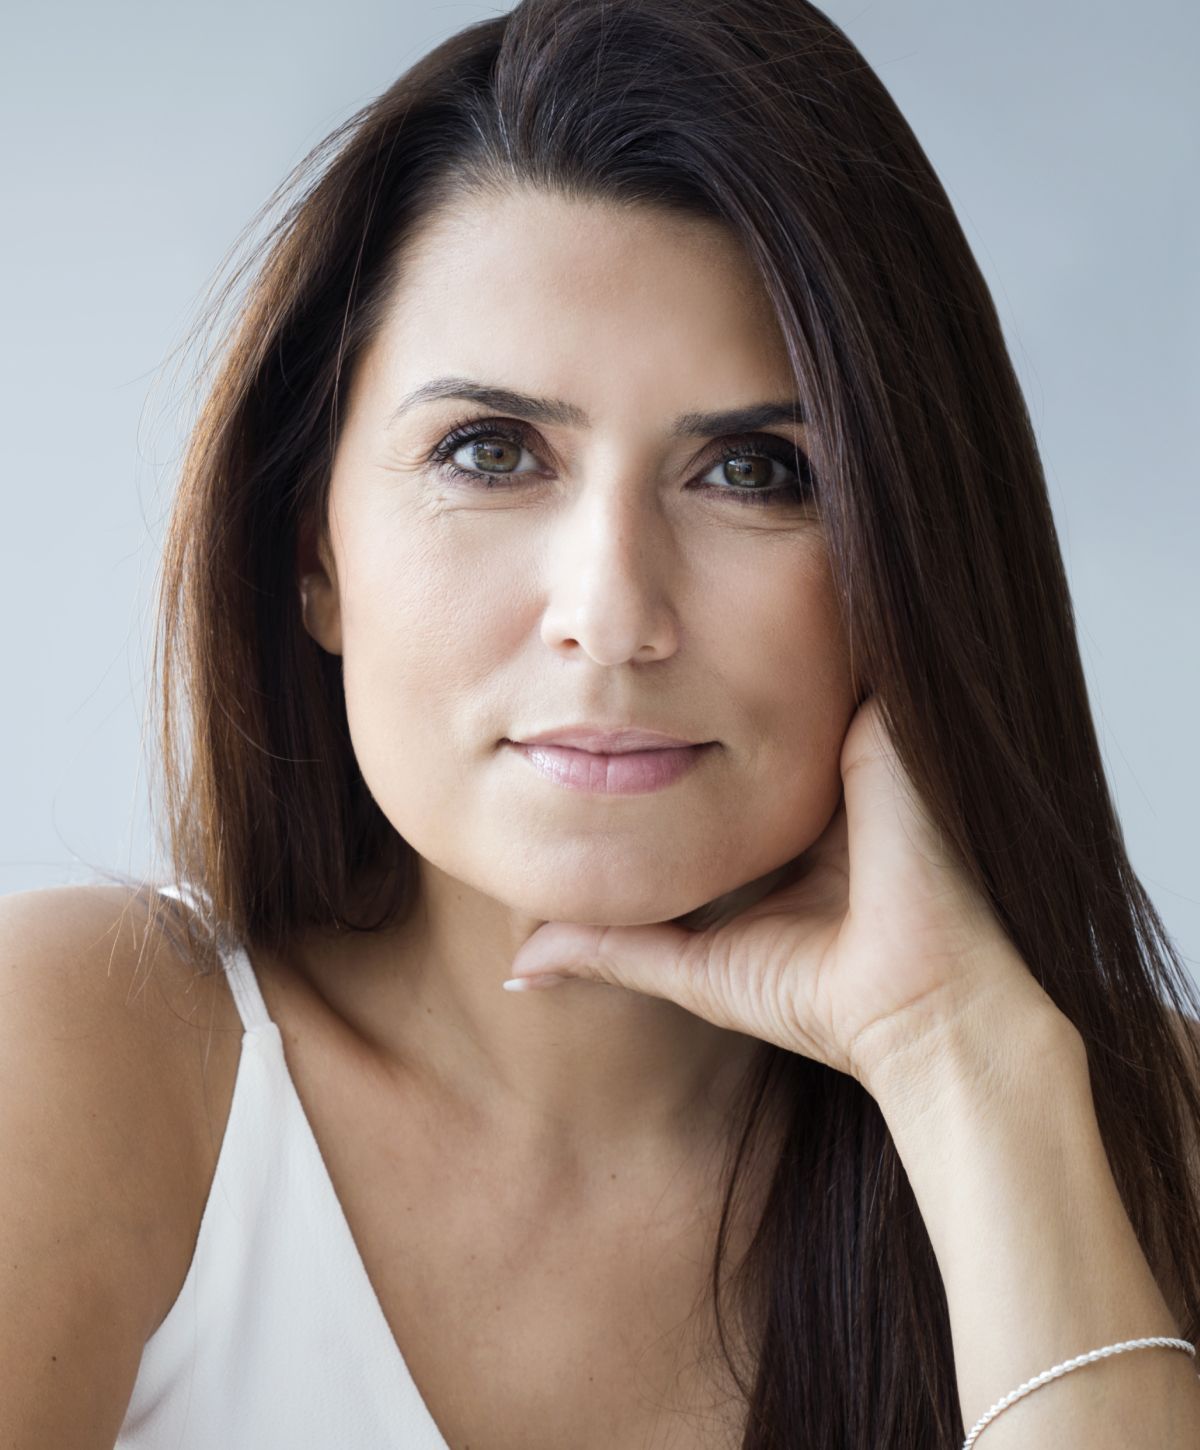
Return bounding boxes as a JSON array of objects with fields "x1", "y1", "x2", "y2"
[{"x1": 125, "y1": 1, "x2": 1200, "y2": 1443}]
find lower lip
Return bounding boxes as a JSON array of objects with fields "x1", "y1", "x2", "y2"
[{"x1": 504, "y1": 740, "x2": 717, "y2": 795}]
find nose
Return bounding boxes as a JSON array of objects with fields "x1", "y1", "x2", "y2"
[{"x1": 539, "y1": 482, "x2": 682, "y2": 667}]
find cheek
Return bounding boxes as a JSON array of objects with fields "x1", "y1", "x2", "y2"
[
  {"x1": 708, "y1": 539, "x2": 853, "y2": 747},
  {"x1": 336, "y1": 523, "x2": 515, "y2": 837},
  {"x1": 341, "y1": 512, "x2": 515, "y2": 690},
  {"x1": 702, "y1": 543, "x2": 854, "y2": 851},
  {"x1": 334, "y1": 507, "x2": 853, "y2": 915}
]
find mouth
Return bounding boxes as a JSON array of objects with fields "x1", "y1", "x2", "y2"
[
  {"x1": 506, "y1": 726, "x2": 713, "y2": 753},
  {"x1": 502, "y1": 738, "x2": 718, "y2": 795}
]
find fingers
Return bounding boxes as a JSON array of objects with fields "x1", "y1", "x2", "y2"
[
  {"x1": 505, "y1": 919, "x2": 691, "y2": 1000},
  {"x1": 503, "y1": 918, "x2": 764, "y2": 1041}
]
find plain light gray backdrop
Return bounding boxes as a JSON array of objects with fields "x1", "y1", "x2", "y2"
[{"x1": 2, "y1": 1, "x2": 1196, "y2": 992}]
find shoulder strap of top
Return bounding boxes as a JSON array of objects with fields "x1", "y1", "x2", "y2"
[{"x1": 155, "y1": 881, "x2": 274, "y2": 1034}]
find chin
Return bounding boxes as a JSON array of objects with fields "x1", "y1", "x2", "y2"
[
  {"x1": 497, "y1": 858, "x2": 799, "y2": 933},
  {"x1": 496, "y1": 873, "x2": 719, "y2": 929},
  {"x1": 671, "y1": 855, "x2": 808, "y2": 933}
]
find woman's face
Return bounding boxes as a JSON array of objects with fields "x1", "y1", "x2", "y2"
[{"x1": 301, "y1": 185, "x2": 857, "y2": 931}]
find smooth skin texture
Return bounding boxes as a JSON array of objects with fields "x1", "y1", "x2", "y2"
[
  {"x1": 297, "y1": 184, "x2": 859, "y2": 1165},
  {"x1": 3, "y1": 186, "x2": 1195, "y2": 1448},
  {"x1": 279, "y1": 185, "x2": 868, "y2": 1444},
  {"x1": 0, "y1": 885, "x2": 244, "y2": 1449},
  {"x1": 296, "y1": 183, "x2": 1200, "y2": 1444}
]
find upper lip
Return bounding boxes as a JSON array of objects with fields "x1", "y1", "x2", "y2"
[{"x1": 509, "y1": 725, "x2": 711, "y2": 753}]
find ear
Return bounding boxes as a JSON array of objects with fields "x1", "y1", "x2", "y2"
[{"x1": 295, "y1": 516, "x2": 343, "y2": 656}]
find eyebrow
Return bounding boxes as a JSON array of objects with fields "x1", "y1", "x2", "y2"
[{"x1": 386, "y1": 376, "x2": 807, "y2": 436}]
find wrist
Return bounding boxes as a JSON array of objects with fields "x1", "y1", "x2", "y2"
[{"x1": 853, "y1": 973, "x2": 1086, "y2": 1120}]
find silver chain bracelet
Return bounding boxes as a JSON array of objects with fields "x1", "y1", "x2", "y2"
[{"x1": 961, "y1": 1335, "x2": 1198, "y2": 1449}]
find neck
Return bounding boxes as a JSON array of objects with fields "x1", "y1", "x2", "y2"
[{"x1": 284, "y1": 858, "x2": 772, "y2": 1172}]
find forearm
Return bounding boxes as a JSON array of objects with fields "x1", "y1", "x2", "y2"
[{"x1": 864, "y1": 993, "x2": 1200, "y2": 1448}]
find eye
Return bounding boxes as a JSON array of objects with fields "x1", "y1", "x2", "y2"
[
  {"x1": 427, "y1": 416, "x2": 817, "y2": 509},
  {"x1": 697, "y1": 439, "x2": 816, "y2": 508},
  {"x1": 429, "y1": 419, "x2": 542, "y2": 484}
]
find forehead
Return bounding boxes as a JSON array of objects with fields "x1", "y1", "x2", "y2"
[
  {"x1": 396, "y1": 184, "x2": 768, "y2": 304},
  {"x1": 360, "y1": 185, "x2": 795, "y2": 417}
]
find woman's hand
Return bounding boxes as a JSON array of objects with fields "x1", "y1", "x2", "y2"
[{"x1": 503, "y1": 693, "x2": 1060, "y2": 1089}]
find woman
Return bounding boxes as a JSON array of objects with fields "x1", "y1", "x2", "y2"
[{"x1": 3, "y1": 1, "x2": 1198, "y2": 1446}]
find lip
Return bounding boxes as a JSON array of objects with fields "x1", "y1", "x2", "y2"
[
  {"x1": 504, "y1": 739, "x2": 717, "y2": 795},
  {"x1": 510, "y1": 725, "x2": 709, "y2": 753}
]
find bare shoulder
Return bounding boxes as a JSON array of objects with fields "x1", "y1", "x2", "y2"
[
  {"x1": 0, "y1": 882, "x2": 247, "y2": 1279},
  {"x1": 0, "y1": 882, "x2": 243, "y2": 1445}
]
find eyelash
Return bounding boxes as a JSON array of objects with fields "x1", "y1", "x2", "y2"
[{"x1": 426, "y1": 416, "x2": 817, "y2": 509}]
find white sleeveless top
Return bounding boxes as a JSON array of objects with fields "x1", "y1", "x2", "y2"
[{"x1": 114, "y1": 883, "x2": 451, "y2": 1449}]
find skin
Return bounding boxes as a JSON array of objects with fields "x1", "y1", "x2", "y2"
[
  {"x1": 237, "y1": 186, "x2": 1200, "y2": 1446},
  {"x1": 295, "y1": 183, "x2": 858, "y2": 1185}
]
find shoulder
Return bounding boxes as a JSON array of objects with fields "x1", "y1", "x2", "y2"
[{"x1": 0, "y1": 883, "x2": 244, "y2": 1339}]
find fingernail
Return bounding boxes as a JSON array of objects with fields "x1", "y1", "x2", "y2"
[{"x1": 502, "y1": 974, "x2": 568, "y2": 991}]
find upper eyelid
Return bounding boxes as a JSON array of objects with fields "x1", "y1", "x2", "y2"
[{"x1": 429, "y1": 415, "x2": 808, "y2": 466}]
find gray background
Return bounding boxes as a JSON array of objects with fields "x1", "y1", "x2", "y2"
[{"x1": 3, "y1": 1, "x2": 1196, "y2": 993}]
